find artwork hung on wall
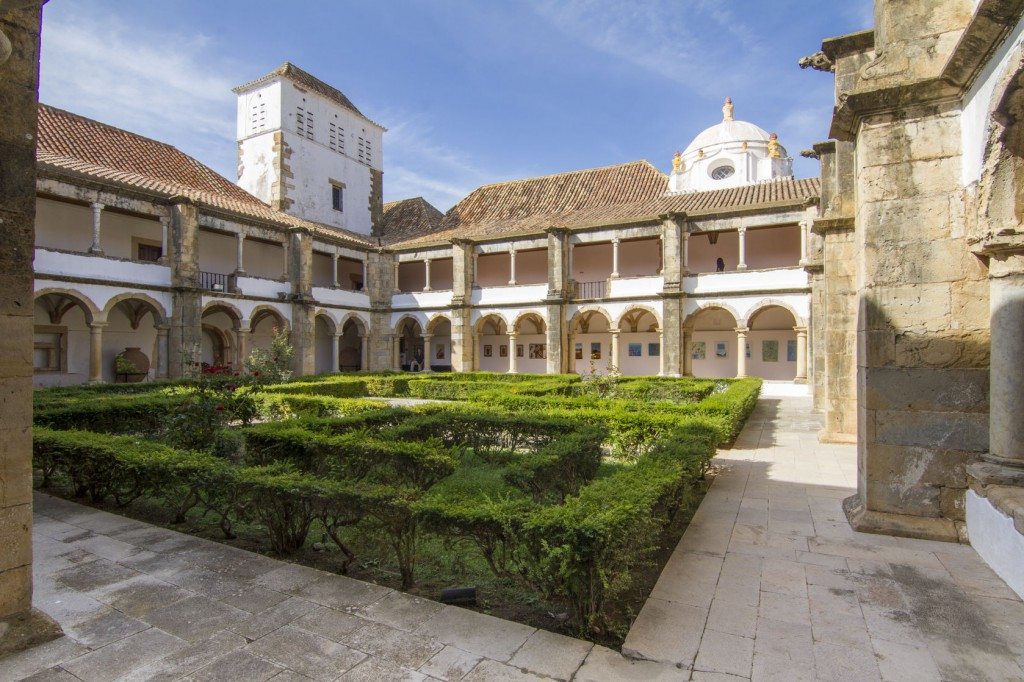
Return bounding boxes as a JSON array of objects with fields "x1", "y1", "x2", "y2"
[
  {"x1": 590, "y1": 342, "x2": 601, "y2": 360},
  {"x1": 499, "y1": 345, "x2": 508, "y2": 358},
  {"x1": 575, "y1": 342, "x2": 583, "y2": 360},
  {"x1": 648, "y1": 343, "x2": 660, "y2": 357},
  {"x1": 483, "y1": 344, "x2": 493, "y2": 358},
  {"x1": 628, "y1": 343, "x2": 642, "y2": 357},
  {"x1": 787, "y1": 339, "x2": 797, "y2": 362},
  {"x1": 692, "y1": 341, "x2": 706, "y2": 360},
  {"x1": 529, "y1": 343, "x2": 546, "y2": 359},
  {"x1": 715, "y1": 342, "x2": 727, "y2": 358},
  {"x1": 746, "y1": 343, "x2": 751, "y2": 358},
  {"x1": 763, "y1": 340, "x2": 779, "y2": 362},
  {"x1": 435, "y1": 344, "x2": 445, "y2": 360},
  {"x1": 516, "y1": 344, "x2": 524, "y2": 358}
]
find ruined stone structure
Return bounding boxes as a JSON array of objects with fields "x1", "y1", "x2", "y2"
[{"x1": 807, "y1": 0, "x2": 1024, "y2": 596}]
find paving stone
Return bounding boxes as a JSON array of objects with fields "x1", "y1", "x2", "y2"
[
  {"x1": 417, "y1": 645, "x2": 483, "y2": 681},
  {"x1": 63, "y1": 607, "x2": 148, "y2": 648},
  {"x1": 414, "y1": 605, "x2": 535, "y2": 662},
  {"x1": 62, "y1": 628, "x2": 188, "y2": 682},
  {"x1": 246, "y1": 625, "x2": 366, "y2": 680},
  {"x1": 871, "y1": 638, "x2": 941, "y2": 682},
  {"x1": 507, "y1": 628, "x2": 592, "y2": 680},
  {"x1": 338, "y1": 658, "x2": 428, "y2": 681},
  {"x1": 143, "y1": 595, "x2": 250, "y2": 642},
  {"x1": 63, "y1": 532, "x2": 146, "y2": 563},
  {"x1": 758, "y1": 590, "x2": 810, "y2": 626},
  {"x1": 621, "y1": 597, "x2": 706, "y2": 667},
  {"x1": 119, "y1": 629, "x2": 248, "y2": 681},
  {"x1": 690, "y1": 672, "x2": 748, "y2": 681},
  {"x1": 191, "y1": 649, "x2": 284, "y2": 681},
  {"x1": 341, "y1": 621, "x2": 443, "y2": 669},
  {"x1": 231, "y1": 596, "x2": 319, "y2": 641},
  {"x1": 290, "y1": 605, "x2": 366, "y2": 643},
  {"x1": 650, "y1": 552, "x2": 723, "y2": 609},
  {"x1": 693, "y1": 629, "x2": 753, "y2": 678},
  {"x1": 0, "y1": 637, "x2": 88, "y2": 681},
  {"x1": 95, "y1": 574, "x2": 195, "y2": 617},
  {"x1": 267, "y1": 672, "x2": 314, "y2": 681},
  {"x1": 53, "y1": 557, "x2": 139, "y2": 593},
  {"x1": 573, "y1": 645, "x2": 690, "y2": 681},
  {"x1": 19, "y1": 666, "x2": 80, "y2": 682},
  {"x1": 706, "y1": 596, "x2": 757, "y2": 639},
  {"x1": 255, "y1": 563, "x2": 327, "y2": 593},
  {"x1": 293, "y1": 574, "x2": 393, "y2": 611},
  {"x1": 812, "y1": 641, "x2": 881, "y2": 681},
  {"x1": 461, "y1": 658, "x2": 550, "y2": 681},
  {"x1": 354, "y1": 589, "x2": 445, "y2": 632}
]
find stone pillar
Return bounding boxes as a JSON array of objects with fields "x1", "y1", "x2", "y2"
[
  {"x1": 609, "y1": 329, "x2": 619, "y2": 371},
  {"x1": 423, "y1": 259, "x2": 432, "y2": 291},
  {"x1": 288, "y1": 229, "x2": 316, "y2": 376},
  {"x1": 361, "y1": 258, "x2": 368, "y2": 290},
  {"x1": 168, "y1": 200, "x2": 202, "y2": 378},
  {"x1": 509, "y1": 249, "x2": 517, "y2": 286},
  {"x1": 393, "y1": 260, "x2": 401, "y2": 293},
  {"x1": 392, "y1": 334, "x2": 401, "y2": 370},
  {"x1": 682, "y1": 327, "x2": 693, "y2": 376},
  {"x1": 985, "y1": 252, "x2": 1024, "y2": 467},
  {"x1": 737, "y1": 227, "x2": 747, "y2": 270},
  {"x1": 508, "y1": 332, "x2": 518, "y2": 373},
  {"x1": 681, "y1": 231, "x2": 690, "y2": 274},
  {"x1": 567, "y1": 331, "x2": 576, "y2": 374},
  {"x1": 360, "y1": 334, "x2": 369, "y2": 371},
  {"x1": 472, "y1": 252, "x2": 479, "y2": 286},
  {"x1": 660, "y1": 212, "x2": 685, "y2": 377},
  {"x1": 332, "y1": 252, "x2": 339, "y2": 287},
  {"x1": 89, "y1": 201, "x2": 104, "y2": 255},
  {"x1": 658, "y1": 330, "x2": 665, "y2": 376},
  {"x1": 546, "y1": 303, "x2": 566, "y2": 374},
  {"x1": 88, "y1": 322, "x2": 105, "y2": 383},
  {"x1": 611, "y1": 239, "x2": 620, "y2": 278},
  {"x1": 0, "y1": 1, "x2": 60, "y2": 639},
  {"x1": 235, "y1": 232, "x2": 246, "y2": 274},
  {"x1": 155, "y1": 325, "x2": 169, "y2": 379},
  {"x1": 422, "y1": 334, "x2": 433, "y2": 371},
  {"x1": 158, "y1": 217, "x2": 169, "y2": 264},
  {"x1": 331, "y1": 333, "x2": 341, "y2": 373},
  {"x1": 280, "y1": 237, "x2": 291, "y2": 280},
  {"x1": 735, "y1": 327, "x2": 748, "y2": 377},
  {"x1": 795, "y1": 326, "x2": 808, "y2": 383},
  {"x1": 798, "y1": 219, "x2": 810, "y2": 266},
  {"x1": 235, "y1": 328, "x2": 250, "y2": 370},
  {"x1": 544, "y1": 228, "x2": 569, "y2": 374}
]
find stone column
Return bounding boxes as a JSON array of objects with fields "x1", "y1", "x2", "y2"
[
  {"x1": 737, "y1": 227, "x2": 747, "y2": 270},
  {"x1": 168, "y1": 200, "x2": 202, "y2": 378},
  {"x1": 472, "y1": 252, "x2": 479, "y2": 286},
  {"x1": 508, "y1": 332, "x2": 518, "y2": 373},
  {"x1": 423, "y1": 259, "x2": 432, "y2": 291},
  {"x1": 611, "y1": 238, "x2": 620, "y2": 278},
  {"x1": 158, "y1": 217, "x2": 169, "y2": 264},
  {"x1": 422, "y1": 334, "x2": 433, "y2": 371},
  {"x1": 88, "y1": 322, "x2": 106, "y2": 383},
  {"x1": 799, "y1": 219, "x2": 810, "y2": 266},
  {"x1": 795, "y1": 326, "x2": 808, "y2": 383},
  {"x1": 280, "y1": 238, "x2": 290, "y2": 280},
  {"x1": 985, "y1": 252, "x2": 1024, "y2": 467},
  {"x1": 155, "y1": 325, "x2": 169, "y2": 379},
  {"x1": 392, "y1": 334, "x2": 401, "y2": 370},
  {"x1": 361, "y1": 258, "x2": 368, "y2": 290},
  {"x1": 735, "y1": 327, "x2": 748, "y2": 377},
  {"x1": 330, "y1": 333, "x2": 340, "y2": 373},
  {"x1": 660, "y1": 213, "x2": 685, "y2": 376},
  {"x1": 393, "y1": 260, "x2": 401, "y2": 293},
  {"x1": 658, "y1": 330, "x2": 665, "y2": 376},
  {"x1": 236, "y1": 328, "x2": 250, "y2": 370},
  {"x1": 89, "y1": 201, "x2": 104, "y2": 255},
  {"x1": 682, "y1": 328, "x2": 693, "y2": 376},
  {"x1": 289, "y1": 230, "x2": 316, "y2": 376},
  {"x1": 360, "y1": 334, "x2": 369, "y2": 371},
  {"x1": 235, "y1": 232, "x2": 246, "y2": 274},
  {"x1": 609, "y1": 329, "x2": 619, "y2": 371},
  {"x1": 567, "y1": 331, "x2": 576, "y2": 374},
  {"x1": 332, "y1": 253, "x2": 340, "y2": 288},
  {"x1": 681, "y1": 231, "x2": 690, "y2": 274},
  {"x1": 509, "y1": 249, "x2": 517, "y2": 286}
]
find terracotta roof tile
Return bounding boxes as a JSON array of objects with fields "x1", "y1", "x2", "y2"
[
  {"x1": 36, "y1": 104, "x2": 373, "y2": 248},
  {"x1": 379, "y1": 197, "x2": 444, "y2": 246}
]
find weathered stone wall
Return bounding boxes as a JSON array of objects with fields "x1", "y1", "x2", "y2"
[{"x1": 168, "y1": 200, "x2": 202, "y2": 377}]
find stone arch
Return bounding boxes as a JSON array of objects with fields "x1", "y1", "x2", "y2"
[
  {"x1": 339, "y1": 312, "x2": 368, "y2": 336},
  {"x1": 975, "y1": 45, "x2": 1024, "y2": 241},
  {"x1": 393, "y1": 314, "x2": 425, "y2": 335},
  {"x1": 426, "y1": 313, "x2": 452, "y2": 335},
  {"x1": 512, "y1": 312, "x2": 546, "y2": 334},
  {"x1": 475, "y1": 312, "x2": 510, "y2": 335},
  {"x1": 34, "y1": 287, "x2": 99, "y2": 325},
  {"x1": 249, "y1": 305, "x2": 288, "y2": 333},
  {"x1": 202, "y1": 300, "x2": 244, "y2": 329},
  {"x1": 683, "y1": 301, "x2": 742, "y2": 329},
  {"x1": 744, "y1": 299, "x2": 803, "y2": 329},
  {"x1": 615, "y1": 304, "x2": 662, "y2": 332},
  {"x1": 102, "y1": 292, "x2": 169, "y2": 327},
  {"x1": 569, "y1": 305, "x2": 614, "y2": 333},
  {"x1": 314, "y1": 310, "x2": 338, "y2": 335}
]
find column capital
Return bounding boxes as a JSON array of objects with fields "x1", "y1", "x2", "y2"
[
  {"x1": 159, "y1": 216, "x2": 170, "y2": 226},
  {"x1": 88, "y1": 321, "x2": 108, "y2": 330},
  {"x1": 734, "y1": 326, "x2": 749, "y2": 335},
  {"x1": 90, "y1": 201, "x2": 105, "y2": 211},
  {"x1": 794, "y1": 326, "x2": 808, "y2": 334},
  {"x1": 611, "y1": 237, "x2": 621, "y2": 244}
]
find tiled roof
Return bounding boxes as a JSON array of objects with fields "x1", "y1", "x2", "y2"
[
  {"x1": 379, "y1": 197, "x2": 444, "y2": 246},
  {"x1": 392, "y1": 162, "x2": 818, "y2": 248},
  {"x1": 36, "y1": 104, "x2": 373, "y2": 247},
  {"x1": 233, "y1": 62, "x2": 369, "y2": 122}
]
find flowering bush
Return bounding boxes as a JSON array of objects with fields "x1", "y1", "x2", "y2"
[{"x1": 245, "y1": 326, "x2": 294, "y2": 384}]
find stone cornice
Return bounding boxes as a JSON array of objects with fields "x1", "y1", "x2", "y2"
[
  {"x1": 811, "y1": 216, "x2": 855, "y2": 235},
  {"x1": 821, "y1": 29, "x2": 875, "y2": 61}
]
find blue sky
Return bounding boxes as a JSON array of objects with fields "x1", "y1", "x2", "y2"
[{"x1": 39, "y1": 0, "x2": 873, "y2": 211}]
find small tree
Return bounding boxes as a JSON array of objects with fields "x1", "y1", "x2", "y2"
[{"x1": 246, "y1": 326, "x2": 295, "y2": 384}]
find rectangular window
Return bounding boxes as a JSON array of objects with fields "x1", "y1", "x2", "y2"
[
  {"x1": 305, "y1": 110, "x2": 314, "y2": 139},
  {"x1": 357, "y1": 137, "x2": 365, "y2": 163},
  {"x1": 331, "y1": 185, "x2": 344, "y2": 212},
  {"x1": 296, "y1": 107, "x2": 305, "y2": 135},
  {"x1": 365, "y1": 139, "x2": 372, "y2": 165},
  {"x1": 137, "y1": 243, "x2": 162, "y2": 263},
  {"x1": 328, "y1": 122, "x2": 345, "y2": 152}
]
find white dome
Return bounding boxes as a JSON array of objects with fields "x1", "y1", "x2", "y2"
[{"x1": 682, "y1": 119, "x2": 772, "y2": 157}]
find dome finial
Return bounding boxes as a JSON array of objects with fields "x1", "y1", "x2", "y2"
[
  {"x1": 722, "y1": 96, "x2": 734, "y2": 122},
  {"x1": 768, "y1": 132, "x2": 782, "y2": 158},
  {"x1": 672, "y1": 150, "x2": 683, "y2": 173}
]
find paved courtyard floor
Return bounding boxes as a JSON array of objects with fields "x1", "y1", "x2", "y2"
[{"x1": 3, "y1": 396, "x2": 1023, "y2": 680}]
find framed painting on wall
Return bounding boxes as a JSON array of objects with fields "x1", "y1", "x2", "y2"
[
  {"x1": 516, "y1": 344, "x2": 524, "y2": 357},
  {"x1": 787, "y1": 339, "x2": 797, "y2": 362},
  {"x1": 590, "y1": 342, "x2": 601, "y2": 360},
  {"x1": 715, "y1": 342, "x2": 727, "y2": 358},
  {"x1": 762, "y1": 340, "x2": 779, "y2": 362},
  {"x1": 499, "y1": 345, "x2": 508, "y2": 358},
  {"x1": 483, "y1": 344, "x2": 493, "y2": 358},
  {"x1": 529, "y1": 343, "x2": 546, "y2": 359},
  {"x1": 746, "y1": 342, "x2": 751, "y2": 358},
  {"x1": 692, "y1": 341, "x2": 706, "y2": 360},
  {"x1": 628, "y1": 343, "x2": 642, "y2": 357},
  {"x1": 575, "y1": 342, "x2": 583, "y2": 360},
  {"x1": 435, "y1": 344, "x2": 445, "y2": 360},
  {"x1": 648, "y1": 343, "x2": 660, "y2": 357}
]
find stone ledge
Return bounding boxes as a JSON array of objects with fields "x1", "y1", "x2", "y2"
[
  {"x1": 0, "y1": 608, "x2": 62, "y2": 660},
  {"x1": 842, "y1": 493, "x2": 961, "y2": 543}
]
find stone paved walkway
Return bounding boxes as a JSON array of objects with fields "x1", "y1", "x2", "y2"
[{"x1": 623, "y1": 396, "x2": 1024, "y2": 681}]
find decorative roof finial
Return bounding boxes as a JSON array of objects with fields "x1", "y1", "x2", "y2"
[
  {"x1": 722, "y1": 97, "x2": 734, "y2": 122},
  {"x1": 768, "y1": 132, "x2": 782, "y2": 159},
  {"x1": 672, "y1": 150, "x2": 684, "y2": 173}
]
